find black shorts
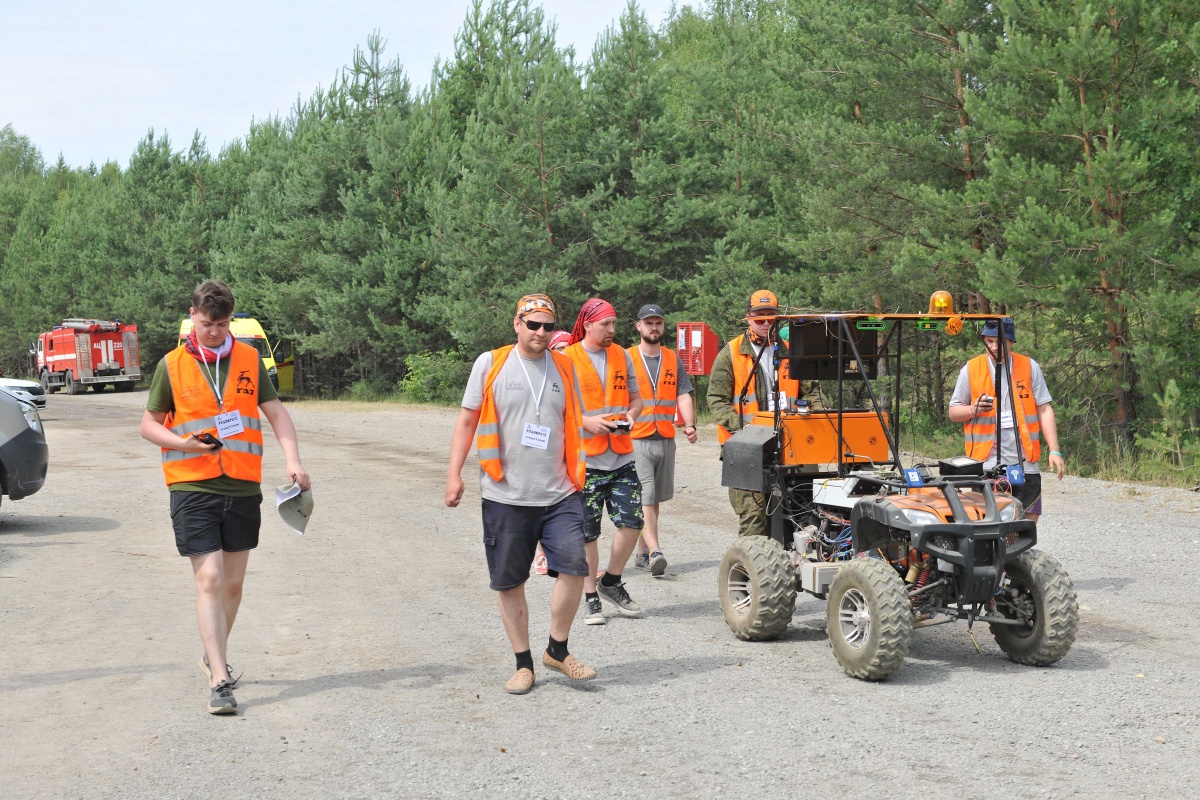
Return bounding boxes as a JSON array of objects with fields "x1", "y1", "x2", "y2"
[
  {"x1": 481, "y1": 493, "x2": 588, "y2": 591},
  {"x1": 170, "y1": 491, "x2": 262, "y2": 556},
  {"x1": 1012, "y1": 473, "x2": 1043, "y2": 515}
]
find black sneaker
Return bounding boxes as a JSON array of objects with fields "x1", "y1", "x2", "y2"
[
  {"x1": 597, "y1": 579, "x2": 643, "y2": 617},
  {"x1": 199, "y1": 654, "x2": 241, "y2": 688},
  {"x1": 207, "y1": 680, "x2": 238, "y2": 715},
  {"x1": 583, "y1": 596, "x2": 605, "y2": 625}
]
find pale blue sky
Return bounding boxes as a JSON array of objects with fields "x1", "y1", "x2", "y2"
[{"x1": 1, "y1": 0, "x2": 681, "y2": 169}]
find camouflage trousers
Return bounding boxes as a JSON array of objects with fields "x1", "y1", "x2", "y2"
[{"x1": 728, "y1": 488, "x2": 769, "y2": 537}]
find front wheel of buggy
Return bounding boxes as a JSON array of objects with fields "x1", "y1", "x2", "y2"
[
  {"x1": 990, "y1": 549, "x2": 1078, "y2": 666},
  {"x1": 718, "y1": 536, "x2": 796, "y2": 641},
  {"x1": 826, "y1": 558, "x2": 912, "y2": 680}
]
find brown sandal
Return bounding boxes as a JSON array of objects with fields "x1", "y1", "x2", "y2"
[
  {"x1": 541, "y1": 653, "x2": 596, "y2": 682},
  {"x1": 504, "y1": 668, "x2": 536, "y2": 694}
]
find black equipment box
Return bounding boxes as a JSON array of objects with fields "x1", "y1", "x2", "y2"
[
  {"x1": 721, "y1": 425, "x2": 777, "y2": 492},
  {"x1": 938, "y1": 455, "x2": 984, "y2": 476}
]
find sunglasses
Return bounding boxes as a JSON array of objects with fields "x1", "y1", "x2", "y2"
[{"x1": 523, "y1": 320, "x2": 558, "y2": 332}]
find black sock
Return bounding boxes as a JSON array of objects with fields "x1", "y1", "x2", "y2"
[
  {"x1": 546, "y1": 636, "x2": 569, "y2": 662},
  {"x1": 515, "y1": 650, "x2": 534, "y2": 673},
  {"x1": 585, "y1": 591, "x2": 599, "y2": 602},
  {"x1": 600, "y1": 571, "x2": 622, "y2": 587}
]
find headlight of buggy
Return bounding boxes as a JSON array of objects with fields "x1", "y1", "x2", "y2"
[
  {"x1": 998, "y1": 499, "x2": 1023, "y2": 522},
  {"x1": 902, "y1": 508, "x2": 942, "y2": 526}
]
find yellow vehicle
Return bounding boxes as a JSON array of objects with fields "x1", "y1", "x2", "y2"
[{"x1": 178, "y1": 314, "x2": 295, "y2": 393}]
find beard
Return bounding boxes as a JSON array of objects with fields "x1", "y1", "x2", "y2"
[{"x1": 640, "y1": 330, "x2": 663, "y2": 345}]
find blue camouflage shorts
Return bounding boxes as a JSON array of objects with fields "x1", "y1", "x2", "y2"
[{"x1": 582, "y1": 462, "x2": 644, "y2": 542}]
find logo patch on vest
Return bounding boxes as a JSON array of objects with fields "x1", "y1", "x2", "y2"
[
  {"x1": 663, "y1": 368, "x2": 677, "y2": 387},
  {"x1": 236, "y1": 369, "x2": 256, "y2": 396},
  {"x1": 613, "y1": 371, "x2": 627, "y2": 391}
]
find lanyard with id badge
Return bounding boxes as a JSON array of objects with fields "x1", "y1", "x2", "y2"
[
  {"x1": 197, "y1": 341, "x2": 245, "y2": 442},
  {"x1": 517, "y1": 353, "x2": 551, "y2": 450}
]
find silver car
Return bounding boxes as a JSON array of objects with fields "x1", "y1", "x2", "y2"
[
  {"x1": 0, "y1": 387, "x2": 48, "y2": 508},
  {"x1": 0, "y1": 377, "x2": 47, "y2": 410}
]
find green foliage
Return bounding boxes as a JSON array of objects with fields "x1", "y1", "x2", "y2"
[
  {"x1": 1, "y1": 0, "x2": 1199, "y2": 485},
  {"x1": 400, "y1": 350, "x2": 474, "y2": 405}
]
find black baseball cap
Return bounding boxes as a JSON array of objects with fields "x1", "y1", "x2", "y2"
[{"x1": 637, "y1": 303, "x2": 666, "y2": 321}]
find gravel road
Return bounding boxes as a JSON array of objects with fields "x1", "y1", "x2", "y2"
[{"x1": 2, "y1": 391, "x2": 1199, "y2": 799}]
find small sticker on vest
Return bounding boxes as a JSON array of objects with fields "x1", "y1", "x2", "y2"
[
  {"x1": 522, "y1": 423, "x2": 551, "y2": 450},
  {"x1": 215, "y1": 411, "x2": 245, "y2": 439}
]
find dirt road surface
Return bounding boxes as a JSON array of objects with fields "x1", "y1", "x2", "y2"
[{"x1": 3, "y1": 391, "x2": 1199, "y2": 799}]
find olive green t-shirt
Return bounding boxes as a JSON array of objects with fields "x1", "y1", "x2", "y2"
[{"x1": 146, "y1": 352, "x2": 278, "y2": 496}]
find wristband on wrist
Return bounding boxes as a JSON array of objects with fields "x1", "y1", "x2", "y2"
[{"x1": 1050, "y1": 450, "x2": 1063, "y2": 456}]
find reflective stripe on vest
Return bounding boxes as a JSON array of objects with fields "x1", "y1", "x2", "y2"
[
  {"x1": 475, "y1": 345, "x2": 586, "y2": 491},
  {"x1": 628, "y1": 346, "x2": 680, "y2": 439},
  {"x1": 963, "y1": 353, "x2": 1041, "y2": 463},
  {"x1": 566, "y1": 342, "x2": 634, "y2": 456},
  {"x1": 161, "y1": 343, "x2": 264, "y2": 485}
]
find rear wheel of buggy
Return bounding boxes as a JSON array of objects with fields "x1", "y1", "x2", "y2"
[
  {"x1": 826, "y1": 558, "x2": 912, "y2": 680},
  {"x1": 718, "y1": 536, "x2": 796, "y2": 641},
  {"x1": 990, "y1": 549, "x2": 1078, "y2": 666}
]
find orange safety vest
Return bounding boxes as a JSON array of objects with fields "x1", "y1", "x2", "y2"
[
  {"x1": 161, "y1": 343, "x2": 264, "y2": 485},
  {"x1": 565, "y1": 342, "x2": 634, "y2": 456},
  {"x1": 716, "y1": 334, "x2": 801, "y2": 444},
  {"x1": 628, "y1": 345, "x2": 679, "y2": 439},
  {"x1": 475, "y1": 345, "x2": 586, "y2": 491},
  {"x1": 964, "y1": 353, "x2": 1042, "y2": 464}
]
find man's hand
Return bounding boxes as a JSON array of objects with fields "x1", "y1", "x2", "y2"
[
  {"x1": 683, "y1": 425, "x2": 699, "y2": 444},
  {"x1": 582, "y1": 414, "x2": 616, "y2": 436},
  {"x1": 1048, "y1": 452, "x2": 1065, "y2": 481},
  {"x1": 445, "y1": 474, "x2": 465, "y2": 508},
  {"x1": 286, "y1": 462, "x2": 311, "y2": 491},
  {"x1": 180, "y1": 433, "x2": 220, "y2": 453}
]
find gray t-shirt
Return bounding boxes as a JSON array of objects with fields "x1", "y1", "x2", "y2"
[
  {"x1": 462, "y1": 349, "x2": 578, "y2": 506},
  {"x1": 632, "y1": 349, "x2": 694, "y2": 440},
  {"x1": 950, "y1": 356, "x2": 1052, "y2": 472},
  {"x1": 579, "y1": 345, "x2": 640, "y2": 472}
]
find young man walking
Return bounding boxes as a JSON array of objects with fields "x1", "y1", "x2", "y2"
[
  {"x1": 627, "y1": 304, "x2": 697, "y2": 576},
  {"x1": 140, "y1": 279, "x2": 311, "y2": 715},
  {"x1": 948, "y1": 317, "x2": 1065, "y2": 521},
  {"x1": 564, "y1": 298, "x2": 645, "y2": 624},
  {"x1": 445, "y1": 294, "x2": 596, "y2": 694}
]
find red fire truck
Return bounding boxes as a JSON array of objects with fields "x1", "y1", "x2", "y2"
[{"x1": 35, "y1": 319, "x2": 141, "y2": 394}]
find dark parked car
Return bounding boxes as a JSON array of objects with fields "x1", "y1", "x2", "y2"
[{"x1": 0, "y1": 386, "x2": 48, "y2": 508}]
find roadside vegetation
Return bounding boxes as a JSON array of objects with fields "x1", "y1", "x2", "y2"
[{"x1": 2, "y1": 0, "x2": 1198, "y2": 486}]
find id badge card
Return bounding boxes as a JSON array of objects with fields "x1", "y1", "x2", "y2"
[
  {"x1": 767, "y1": 391, "x2": 788, "y2": 412},
  {"x1": 215, "y1": 410, "x2": 245, "y2": 439},
  {"x1": 522, "y1": 423, "x2": 550, "y2": 450}
]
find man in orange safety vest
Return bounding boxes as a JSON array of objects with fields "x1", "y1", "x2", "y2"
[
  {"x1": 140, "y1": 279, "x2": 311, "y2": 716},
  {"x1": 948, "y1": 317, "x2": 1065, "y2": 522}
]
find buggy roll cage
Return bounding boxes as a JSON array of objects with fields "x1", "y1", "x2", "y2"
[{"x1": 737, "y1": 311, "x2": 1021, "y2": 477}]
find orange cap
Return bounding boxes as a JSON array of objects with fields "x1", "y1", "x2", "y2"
[{"x1": 748, "y1": 290, "x2": 778, "y2": 312}]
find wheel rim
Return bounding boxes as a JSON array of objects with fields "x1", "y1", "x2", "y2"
[
  {"x1": 725, "y1": 560, "x2": 752, "y2": 617},
  {"x1": 838, "y1": 587, "x2": 872, "y2": 648}
]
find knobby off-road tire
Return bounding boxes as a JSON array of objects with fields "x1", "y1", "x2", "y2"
[
  {"x1": 826, "y1": 557, "x2": 913, "y2": 680},
  {"x1": 65, "y1": 373, "x2": 83, "y2": 395},
  {"x1": 990, "y1": 549, "x2": 1078, "y2": 666},
  {"x1": 719, "y1": 536, "x2": 796, "y2": 641}
]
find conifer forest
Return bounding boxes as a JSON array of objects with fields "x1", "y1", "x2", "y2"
[{"x1": 3, "y1": 0, "x2": 1199, "y2": 480}]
